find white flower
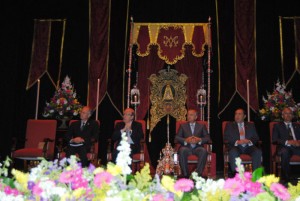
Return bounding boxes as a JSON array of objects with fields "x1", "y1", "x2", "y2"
[
  {"x1": 261, "y1": 116, "x2": 266, "y2": 120},
  {"x1": 56, "y1": 99, "x2": 60, "y2": 104},
  {"x1": 270, "y1": 107, "x2": 275, "y2": 112},
  {"x1": 116, "y1": 132, "x2": 132, "y2": 175},
  {"x1": 73, "y1": 92, "x2": 77, "y2": 98},
  {"x1": 49, "y1": 110, "x2": 54, "y2": 113},
  {"x1": 0, "y1": 192, "x2": 24, "y2": 201},
  {"x1": 59, "y1": 111, "x2": 63, "y2": 115},
  {"x1": 73, "y1": 111, "x2": 78, "y2": 116},
  {"x1": 66, "y1": 107, "x2": 71, "y2": 111},
  {"x1": 63, "y1": 99, "x2": 68, "y2": 105}
]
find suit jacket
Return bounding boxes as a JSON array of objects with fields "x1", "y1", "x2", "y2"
[
  {"x1": 175, "y1": 122, "x2": 210, "y2": 147},
  {"x1": 272, "y1": 122, "x2": 300, "y2": 147},
  {"x1": 65, "y1": 119, "x2": 99, "y2": 149},
  {"x1": 112, "y1": 121, "x2": 144, "y2": 153},
  {"x1": 224, "y1": 121, "x2": 259, "y2": 149}
]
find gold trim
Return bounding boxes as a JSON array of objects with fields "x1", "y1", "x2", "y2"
[
  {"x1": 106, "y1": 0, "x2": 111, "y2": 87},
  {"x1": 122, "y1": 0, "x2": 130, "y2": 111},
  {"x1": 215, "y1": 0, "x2": 221, "y2": 105},
  {"x1": 294, "y1": 18, "x2": 298, "y2": 70},
  {"x1": 26, "y1": 20, "x2": 38, "y2": 90},
  {"x1": 87, "y1": 0, "x2": 91, "y2": 105},
  {"x1": 56, "y1": 19, "x2": 66, "y2": 89},
  {"x1": 279, "y1": 16, "x2": 285, "y2": 84},
  {"x1": 45, "y1": 21, "x2": 57, "y2": 88}
]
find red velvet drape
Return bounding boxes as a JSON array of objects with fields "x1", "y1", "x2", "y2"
[
  {"x1": 136, "y1": 46, "x2": 165, "y2": 120},
  {"x1": 87, "y1": 0, "x2": 109, "y2": 110},
  {"x1": 26, "y1": 21, "x2": 51, "y2": 89},
  {"x1": 175, "y1": 45, "x2": 203, "y2": 111}
]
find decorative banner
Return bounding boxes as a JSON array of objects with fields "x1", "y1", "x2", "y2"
[
  {"x1": 87, "y1": 0, "x2": 109, "y2": 110},
  {"x1": 133, "y1": 23, "x2": 209, "y2": 64},
  {"x1": 26, "y1": 19, "x2": 66, "y2": 90},
  {"x1": 218, "y1": 0, "x2": 258, "y2": 116},
  {"x1": 279, "y1": 17, "x2": 300, "y2": 85}
]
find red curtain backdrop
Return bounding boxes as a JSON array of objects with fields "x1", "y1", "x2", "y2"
[
  {"x1": 87, "y1": 0, "x2": 109, "y2": 110},
  {"x1": 26, "y1": 20, "x2": 51, "y2": 89},
  {"x1": 136, "y1": 46, "x2": 165, "y2": 120},
  {"x1": 175, "y1": 45, "x2": 203, "y2": 111},
  {"x1": 218, "y1": 0, "x2": 258, "y2": 115},
  {"x1": 235, "y1": 0, "x2": 258, "y2": 111}
]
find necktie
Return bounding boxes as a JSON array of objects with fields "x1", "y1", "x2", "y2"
[
  {"x1": 190, "y1": 123, "x2": 195, "y2": 135},
  {"x1": 287, "y1": 124, "x2": 294, "y2": 140},
  {"x1": 239, "y1": 123, "x2": 247, "y2": 147},
  {"x1": 190, "y1": 124, "x2": 196, "y2": 148},
  {"x1": 81, "y1": 122, "x2": 85, "y2": 131}
]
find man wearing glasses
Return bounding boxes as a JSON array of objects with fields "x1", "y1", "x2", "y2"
[{"x1": 112, "y1": 108, "x2": 144, "y2": 162}]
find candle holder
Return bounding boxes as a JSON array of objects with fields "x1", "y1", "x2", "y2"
[
  {"x1": 156, "y1": 143, "x2": 181, "y2": 177},
  {"x1": 130, "y1": 85, "x2": 140, "y2": 119},
  {"x1": 197, "y1": 86, "x2": 207, "y2": 121}
]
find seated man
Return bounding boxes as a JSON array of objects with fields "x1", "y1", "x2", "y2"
[
  {"x1": 175, "y1": 109, "x2": 210, "y2": 178},
  {"x1": 272, "y1": 107, "x2": 300, "y2": 182},
  {"x1": 112, "y1": 108, "x2": 143, "y2": 162},
  {"x1": 65, "y1": 106, "x2": 99, "y2": 167},
  {"x1": 224, "y1": 108, "x2": 262, "y2": 175}
]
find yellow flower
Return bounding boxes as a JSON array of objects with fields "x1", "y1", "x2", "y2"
[
  {"x1": 258, "y1": 174, "x2": 279, "y2": 188},
  {"x1": 72, "y1": 188, "x2": 85, "y2": 199},
  {"x1": 93, "y1": 167, "x2": 104, "y2": 175},
  {"x1": 106, "y1": 162, "x2": 122, "y2": 176},
  {"x1": 11, "y1": 169, "x2": 29, "y2": 190},
  {"x1": 259, "y1": 109, "x2": 266, "y2": 114},
  {"x1": 161, "y1": 175, "x2": 183, "y2": 198}
]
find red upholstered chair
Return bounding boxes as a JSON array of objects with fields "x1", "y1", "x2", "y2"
[
  {"x1": 108, "y1": 120, "x2": 146, "y2": 173},
  {"x1": 269, "y1": 122, "x2": 300, "y2": 176},
  {"x1": 58, "y1": 120, "x2": 100, "y2": 166},
  {"x1": 175, "y1": 121, "x2": 216, "y2": 178},
  {"x1": 222, "y1": 121, "x2": 262, "y2": 178},
  {"x1": 12, "y1": 119, "x2": 57, "y2": 169}
]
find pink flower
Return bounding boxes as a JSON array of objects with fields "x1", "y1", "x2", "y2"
[
  {"x1": 244, "y1": 181, "x2": 263, "y2": 196},
  {"x1": 32, "y1": 183, "x2": 43, "y2": 196},
  {"x1": 224, "y1": 178, "x2": 245, "y2": 196},
  {"x1": 174, "y1": 178, "x2": 194, "y2": 192},
  {"x1": 152, "y1": 194, "x2": 165, "y2": 201},
  {"x1": 4, "y1": 186, "x2": 19, "y2": 196},
  {"x1": 72, "y1": 178, "x2": 89, "y2": 190},
  {"x1": 270, "y1": 183, "x2": 290, "y2": 201},
  {"x1": 94, "y1": 171, "x2": 113, "y2": 188},
  {"x1": 59, "y1": 170, "x2": 73, "y2": 183}
]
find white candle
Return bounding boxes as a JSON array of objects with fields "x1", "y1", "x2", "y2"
[
  {"x1": 96, "y1": 79, "x2": 100, "y2": 121},
  {"x1": 247, "y1": 79, "x2": 250, "y2": 122},
  {"x1": 35, "y1": 79, "x2": 40, "y2": 120},
  {"x1": 134, "y1": 94, "x2": 138, "y2": 102},
  {"x1": 174, "y1": 153, "x2": 178, "y2": 163}
]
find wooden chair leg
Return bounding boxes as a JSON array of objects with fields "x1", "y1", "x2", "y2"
[{"x1": 224, "y1": 162, "x2": 228, "y2": 179}]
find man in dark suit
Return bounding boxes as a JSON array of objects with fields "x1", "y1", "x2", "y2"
[
  {"x1": 112, "y1": 108, "x2": 144, "y2": 163},
  {"x1": 224, "y1": 108, "x2": 262, "y2": 174},
  {"x1": 272, "y1": 107, "x2": 300, "y2": 182},
  {"x1": 65, "y1": 106, "x2": 99, "y2": 167},
  {"x1": 175, "y1": 109, "x2": 210, "y2": 178}
]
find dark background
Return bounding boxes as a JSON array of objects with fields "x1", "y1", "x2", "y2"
[{"x1": 1, "y1": 0, "x2": 300, "y2": 174}]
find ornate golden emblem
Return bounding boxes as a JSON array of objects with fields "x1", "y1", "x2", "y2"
[
  {"x1": 149, "y1": 68, "x2": 188, "y2": 134},
  {"x1": 163, "y1": 35, "x2": 179, "y2": 48}
]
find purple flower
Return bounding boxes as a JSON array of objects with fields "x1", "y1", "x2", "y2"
[
  {"x1": 27, "y1": 181, "x2": 35, "y2": 190},
  {"x1": 88, "y1": 163, "x2": 95, "y2": 173}
]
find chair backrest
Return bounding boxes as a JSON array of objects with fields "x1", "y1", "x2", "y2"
[
  {"x1": 114, "y1": 120, "x2": 146, "y2": 140},
  {"x1": 175, "y1": 121, "x2": 208, "y2": 134},
  {"x1": 222, "y1": 121, "x2": 254, "y2": 137},
  {"x1": 25, "y1": 119, "x2": 57, "y2": 156},
  {"x1": 269, "y1": 121, "x2": 279, "y2": 160},
  {"x1": 69, "y1": 119, "x2": 100, "y2": 154}
]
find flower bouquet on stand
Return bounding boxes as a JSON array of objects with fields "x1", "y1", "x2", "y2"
[
  {"x1": 259, "y1": 80, "x2": 300, "y2": 121},
  {"x1": 43, "y1": 76, "x2": 82, "y2": 128}
]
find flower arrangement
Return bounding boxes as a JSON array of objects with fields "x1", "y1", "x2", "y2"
[
  {"x1": 1, "y1": 155, "x2": 300, "y2": 200},
  {"x1": 43, "y1": 76, "x2": 82, "y2": 118},
  {"x1": 259, "y1": 80, "x2": 300, "y2": 121}
]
